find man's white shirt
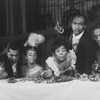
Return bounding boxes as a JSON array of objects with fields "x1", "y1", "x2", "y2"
[{"x1": 72, "y1": 31, "x2": 84, "y2": 45}]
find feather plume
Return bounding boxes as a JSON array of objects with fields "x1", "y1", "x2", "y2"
[{"x1": 24, "y1": 33, "x2": 45, "y2": 47}]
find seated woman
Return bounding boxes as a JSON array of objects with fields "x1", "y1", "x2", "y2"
[
  {"x1": 22, "y1": 45, "x2": 43, "y2": 78},
  {"x1": 22, "y1": 32, "x2": 45, "y2": 78},
  {"x1": 91, "y1": 23, "x2": 100, "y2": 72},
  {"x1": 42, "y1": 39, "x2": 77, "y2": 78}
]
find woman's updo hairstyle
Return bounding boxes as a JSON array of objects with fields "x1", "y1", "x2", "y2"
[{"x1": 51, "y1": 39, "x2": 69, "y2": 54}]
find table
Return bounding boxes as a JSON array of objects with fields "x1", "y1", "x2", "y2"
[{"x1": 0, "y1": 79, "x2": 100, "y2": 100}]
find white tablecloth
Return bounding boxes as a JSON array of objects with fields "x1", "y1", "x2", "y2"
[{"x1": 0, "y1": 79, "x2": 100, "y2": 100}]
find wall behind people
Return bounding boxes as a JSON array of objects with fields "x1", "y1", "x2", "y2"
[
  {"x1": 0, "y1": 0, "x2": 41, "y2": 36},
  {"x1": 25, "y1": 0, "x2": 41, "y2": 32},
  {"x1": 0, "y1": 0, "x2": 6, "y2": 37},
  {"x1": 0, "y1": 0, "x2": 6, "y2": 52}
]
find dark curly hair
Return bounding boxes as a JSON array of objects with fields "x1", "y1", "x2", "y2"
[
  {"x1": 51, "y1": 39, "x2": 69, "y2": 54},
  {"x1": 91, "y1": 23, "x2": 100, "y2": 40}
]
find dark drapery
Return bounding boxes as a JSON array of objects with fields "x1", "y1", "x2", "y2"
[{"x1": 0, "y1": 0, "x2": 41, "y2": 37}]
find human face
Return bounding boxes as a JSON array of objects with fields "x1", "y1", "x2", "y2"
[
  {"x1": 93, "y1": 28, "x2": 100, "y2": 46},
  {"x1": 71, "y1": 16, "x2": 86, "y2": 36},
  {"x1": 54, "y1": 45, "x2": 67, "y2": 62},
  {"x1": 7, "y1": 49, "x2": 19, "y2": 63},
  {"x1": 26, "y1": 49, "x2": 37, "y2": 64}
]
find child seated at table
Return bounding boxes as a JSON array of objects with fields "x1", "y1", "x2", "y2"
[
  {"x1": 22, "y1": 45, "x2": 43, "y2": 78},
  {"x1": 0, "y1": 57, "x2": 8, "y2": 79},
  {"x1": 42, "y1": 39, "x2": 77, "y2": 78}
]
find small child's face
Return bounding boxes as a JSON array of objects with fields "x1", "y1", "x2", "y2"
[
  {"x1": 54, "y1": 45, "x2": 67, "y2": 61},
  {"x1": 26, "y1": 49, "x2": 37, "y2": 64},
  {"x1": 93, "y1": 28, "x2": 100, "y2": 46}
]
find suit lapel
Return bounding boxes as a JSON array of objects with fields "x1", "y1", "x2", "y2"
[{"x1": 77, "y1": 31, "x2": 86, "y2": 46}]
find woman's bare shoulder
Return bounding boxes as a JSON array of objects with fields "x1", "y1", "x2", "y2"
[{"x1": 35, "y1": 64, "x2": 43, "y2": 70}]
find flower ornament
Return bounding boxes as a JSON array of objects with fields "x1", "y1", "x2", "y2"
[
  {"x1": 38, "y1": 34, "x2": 45, "y2": 44},
  {"x1": 24, "y1": 33, "x2": 45, "y2": 47},
  {"x1": 54, "y1": 21, "x2": 64, "y2": 34}
]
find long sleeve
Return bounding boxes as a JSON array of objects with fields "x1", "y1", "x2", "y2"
[{"x1": 46, "y1": 57, "x2": 60, "y2": 77}]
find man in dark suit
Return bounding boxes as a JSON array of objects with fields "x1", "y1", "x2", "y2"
[
  {"x1": 69, "y1": 13, "x2": 96, "y2": 75},
  {"x1": 0, "y1": 41, "x2": 23, "y2": 78}
]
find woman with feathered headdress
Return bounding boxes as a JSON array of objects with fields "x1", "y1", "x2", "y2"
[{"x1": 22, "y1": 32, "x2": 45, "y2": 78}]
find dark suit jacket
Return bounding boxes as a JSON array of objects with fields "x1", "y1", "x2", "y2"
[
  {"x1": 69, "y1": 30, "x2": 96, "y2": 75},
  {"x1": 0, "y1": 53, "x2": 23, "y2": 78}
]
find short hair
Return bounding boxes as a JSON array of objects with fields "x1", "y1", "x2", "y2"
[
  {"x1": 51, "y1": 39, "x2": 69, "y2": 54},
  {"x1": 7, "y1": 41, "x2": 21, "y2": 51},
  {"x1": 92, "y1": 23, "x2": 100, "y2": 34},
  {"x1": 69, "y1": 13, "x2": 87, "y2": 26}
]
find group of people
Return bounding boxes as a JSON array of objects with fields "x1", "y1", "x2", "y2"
[
  {"x1": 0, "y1": 13, "x2": 100, "y2": 80},
  {"x1": 55, "y1": 13, "x2": 100, "y2": 75}
]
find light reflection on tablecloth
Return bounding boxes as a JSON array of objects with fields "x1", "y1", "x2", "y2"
[{"x1": 0, "y1": 80, "x2": 100, "y2": 100}]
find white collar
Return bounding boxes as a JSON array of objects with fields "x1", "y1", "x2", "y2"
[{"x1": 73, "y1": 31, "x2": 84, "y2": 40}]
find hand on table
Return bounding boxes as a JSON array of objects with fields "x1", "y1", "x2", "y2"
[{"x1": 41, "y1": 69, "x2": 53, "y2": 79}]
